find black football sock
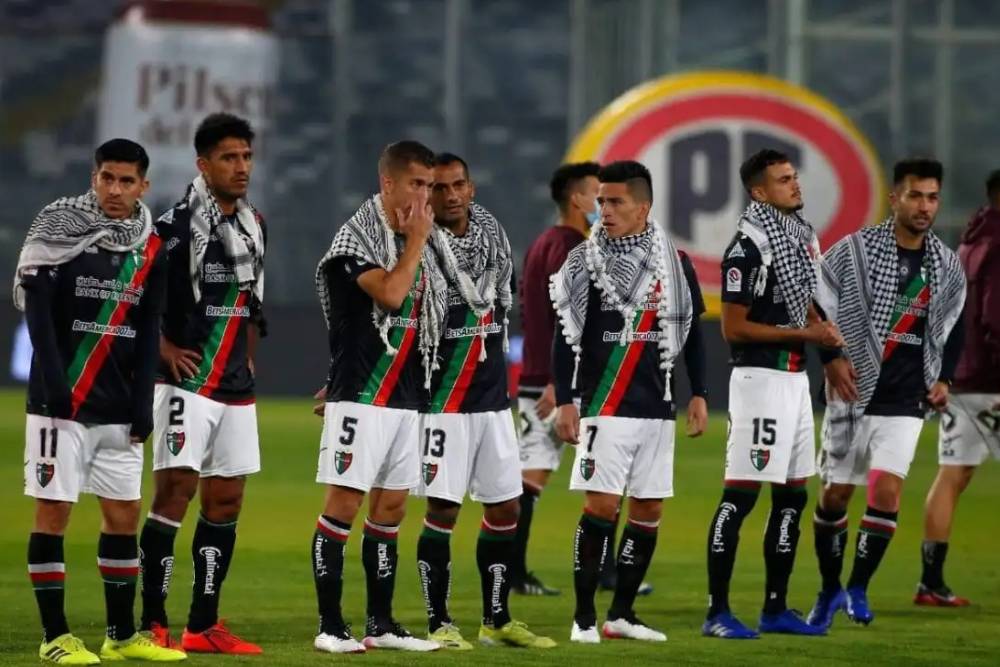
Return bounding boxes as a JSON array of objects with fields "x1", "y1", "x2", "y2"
[
  {"x1": 600, "y1": 507, "x2": 622, "y2": 584},
  {"x1": 707, "y1": 481, "x2": 761, "y2": 618},
  {"x1": 98, "y1": 533, "x2": 139, "y2": 641},
  {"x1": 417, "y1": 513, "x2": 455, "y2": 632},
  {"x1": 362, "y1": 518, "x2": 399, "y2": 633},
  {"x1": 139, "y1": 512, "x2": 180, "y2": 629},
  {"x1": 573, "y1": 510, "x2": 614, "y2": 629},
  {"x1": 813, "y1": 505, "x2": 849, "y2": 593},
  {"x1": 847, "y1": 506, "x2": 897, "y2": 591},
  {"x1": 608, "y1": 518, "x2": 658, "y2": 620},
  {"x1": 28, "y1": 532, "x2": 69, "y2": 642},
  {"x1": 313, "y1": 515, "x2": 350, "y2": 635},
  {"x1": 762, "y1": 481, "x2": 807, "y2": 615},
  {"x1": 477, "y1": 517, "x2": 517, "y2": 628},
  {"x1": 187, "y1": 514, "x2": 237, "y2": 633},
  {"x1": 920, "y1": 540, "x2": 948, "y2": 590},
  {"x1": 511, "y1": 483, "x2": 540, "y2": 582}
]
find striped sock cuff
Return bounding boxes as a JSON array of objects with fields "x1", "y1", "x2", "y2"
[
  {"x1": 28, "y1": 562, "x2": 66, "y2": 589},
  {"x1": 363, "y1": 518, "x2": 399, "y2": 543},
  {"x1": 421, "y1": 515, "x2": 455, "y2": 541},
  {"x1": 480, "y1": 518, "x2": 518, "y2": 541},
  {"x1": 317, "y1": 515, "x2": 351, "y2": 543},
  {"x1": 860, "y1": 507, "x2": 898, "y2": 538},
  {"x1": 146, "y1": 512, "x2": 181, "y2": 535},
  {"x1": 198, "y1": 513, "x2": 237, "y2": 530},
  {"x1": 98, "y1": 557, "x2": 140, "y2": 585},
  {"x1": 724, "y1": 479, "x2": 762, "y2": 495},
  {"x1": 814, "y1": 506, "x2": 849, "y2": 532},
  {"x1": 626, "y1": 517, "x2": 660, "y2": 535},
  {"x1": 582, "y1": 508, "x2": 615, "y2": 529}
]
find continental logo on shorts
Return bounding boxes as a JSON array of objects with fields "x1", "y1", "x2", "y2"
[
  {"x1": 166, "y1": 431, "x2": 186, "y2": 455},
  {"x1": 36, "y1": 462, "x2": 55, "y2": 488},
  {"x1": 334, "y1": 450, "x2": 353, "y2": 475},
  {"x1": 422, "y1": 461, "x2": 439, "y2": 485},
  {"x1": 580, "y1": 457, "x2": 596, "y2": 481},
  {"x1": 750, "y1": 448, "x2": 770, "y2": 471}
]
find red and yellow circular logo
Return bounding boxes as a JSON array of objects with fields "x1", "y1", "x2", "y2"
[{"x1": 567, "y1": 71, "x2": 885, "y2": 315}]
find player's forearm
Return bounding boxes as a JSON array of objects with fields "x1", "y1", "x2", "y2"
[
  {"x1": 130, "y1": 261, "x2": 166, "y2": 439},
  {"x1": 939, "y1": 306, "x2": 965, "y2": 382},
  {"x1": 551, "y1": 331, "x2": 576, "y2": 406},
  {"x1": 23, "y1": 280, "x2": 72, "y2": 413},
  {"x1": 722, "y1": 318, "x2": 809, "y2": 345},
  {"x1": 371, "y1": 238, "x2": 424, "y2": 310},
  {"x1": 683, "y1": 316, "x2": 708, "y2": 398}
]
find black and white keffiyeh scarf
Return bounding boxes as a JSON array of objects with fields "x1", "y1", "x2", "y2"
[
  {"x1": 171, "y1": 175, "x2": 264, "y2": 304},
  {"x1": 13, "y1": 190, "x2": 152, "y2": 310},
  {"x1": 816, "y1": 218, "x2": 966, "y2": 456},
  {"x1": 316, "y1": 194, "x2": 448, "y2": 388},
  {"x1": 429, "y1": 203, "x2": 514, "y2": 360},
  {"x1": 550, "y1": 220, "x2": 692, "y2": 400},
  {"x1": 738, "y1": 201, "x2": 820, "y2": 328}
]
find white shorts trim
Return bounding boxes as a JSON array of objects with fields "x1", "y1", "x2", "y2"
[{"x1": 151, "y1": 385, "x2": 260, "y2": 478}]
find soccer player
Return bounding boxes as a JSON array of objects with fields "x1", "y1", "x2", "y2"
[
  {"x1": 138, "y1": 114, "x2": 267, "y2": 655},
  {"x1": 806, "y1": 158, "x2": 966, "y2": 628},
  {"x1": 918, "y1": 169, "x2": 1000, "y2": 606},
  {"x1": 513, "y1": 161, "x2": 600, "y2": 596},
  {"x1": 703, "y1": 149, "x2": 844, "y2": 640},
  {"x1": 17, "y1": 139, "x2": 185, "y2": 663},
  {"x1": 414, "y1": 153, "x2": 556, "y2": 650},
  {"x1": 310, "y1": 141, "x2": 443, "y2": 654},
  {"x1": 552, "y1": 160, "x2": 706, "y2": 643}
]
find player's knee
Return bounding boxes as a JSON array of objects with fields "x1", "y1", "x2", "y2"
[
  {"x1": 202, "y1": 493, "x2": 243, "y2": 523},
  {"x1": 627, "y1": 498, "x2": 663, "y2": 524},
  {"x1": 820, "y1": 483, "x2": 852, "y2": 512},
  {"x1": 583, "y1": 492, "x2": 620, "y2": 522},
  {"x1": 773, "y1": 480, "x2": 808, "y2": 513},
  {"x1": 34, "y1": 499, "x2": 72, "y2": 535},
  {"x1": 956, "y1": 465, "x2": 976, "y2": 492},
  {"x1": 426, "y1": 498, "x2": 461, "y2": 524},
  {"x1": 100, "y1": 499, "x2": 141, "y2": 534},
  {"x1": 484, "y1": 499, "x2": 519, "y2": 526},
  {"x1": 369, "y1": 490, "x2": 408, "y2": 525},
  {"x1": 151, "y1": 471, "x2": 198, "y2": 518}
]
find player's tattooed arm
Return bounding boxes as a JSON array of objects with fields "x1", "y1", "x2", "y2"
[
  {"x1": 357, "y1": 197, "x2": 434, "y2": 311},
  {"x1": 721, "y1": 302, "x2": 844, "y2": 347}
]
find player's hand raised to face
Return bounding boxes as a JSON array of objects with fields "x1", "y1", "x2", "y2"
[
  {"x1": 161, "y1": 337, "x2": 202, "y2": 382},
  {"x1": 824, "y1": 356, "x2": 859, "y2": 402},
  {"x1": 686, "y1": 396, "x2": 708, "y2": 437},
  {"x1": 555, "y1": 403, "x2": 581, "y2": 445},
  {"x1": 926, "y1": 381, "x2": 950, "y2": 411},
  {"x1": 396, "y1": 194, "x2": 433, "y2": 244}
]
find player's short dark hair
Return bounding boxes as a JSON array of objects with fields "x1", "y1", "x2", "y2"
[
  {"x1": 740, "y1": 149, "x2": 791, "y2": 193},
  {"x1": 893, "y1": 158, "x2": 944, "y2": 186},
  {"x1": 194, "y1": 113, "x2": 255, "y2": 157},
  {"x1": 598, "y1": 160, "x2": 653, "y2": 203},
  {"x1": 434, "y1": 152, "x2": 470, "y2": 179},
  {"x1": 378, "y1": 140, "x2": 436, "y2": 176},
  {"x1": 549, "y1": 161, "x2": 601, "y2": 212},
  {"x1": 985, "y1": 170, "x2": 1000, "y2": 201},
  {"x1": 94, "y1": 138, "x2": 149, "y2": 177}
]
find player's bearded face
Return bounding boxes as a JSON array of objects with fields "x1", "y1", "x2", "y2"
[
  {"x1": 431, "y1": 162, "x2": 474, "y2": 230},
  {"x1": 891, "y1": 176, "x2": 940, "y2": 235},
  {"x1": 597, "y1": 182, "x2": 650, "y2": 238},
  {"x1": 198, "y1": 137, "x2": 253, "y2": 202},
  {"x1": 92, "y1": 161, "x2": 149, "y2": 220},
  {"x1": 382, "y1": 162, "x2": 434, "y2": 228},
  {"x1": 756, "y1": 162, "x2": 803, "y2": 213}
]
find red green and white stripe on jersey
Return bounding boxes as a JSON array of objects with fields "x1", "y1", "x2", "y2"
[
  {"x1": 585, "y1": 283, "x2": 660, "y2": 418},
  {"x1": 28, "y1": 562, "x2": 65, "y2": 590},
  {"x1": 316, "y1": 515, "x2": 351, "y2": 544},
  {"x1": 98, "y1": 557, "x2": 139, "y2": 585},
  {"x1": 776, "y1": 348, "x2": 803, "y2": 372},
  {"x1": 429, "y1": 309, "x2": 493, "y2": 414},
  {"x1": 181, "y1": 282, "x2": 249, "y2": 397},
  {"x1": 882, "y1": 274, "x2": 930, "y2": 361},
  {"x1": 65, "y1": 236, "x2": 162, "y2": 416},
  {"x1": 358, "y1": 268, "x2": 424, "y2": 406}
]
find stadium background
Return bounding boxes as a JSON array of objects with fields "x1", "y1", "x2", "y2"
[{"x1": 1, "y1": 1, "x2": 999, "y2": 665}]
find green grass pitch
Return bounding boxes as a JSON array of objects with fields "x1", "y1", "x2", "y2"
[{"x1": 1, "y1": 388, "x2": 998, "y2": 665}]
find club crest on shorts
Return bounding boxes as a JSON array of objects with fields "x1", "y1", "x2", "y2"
[
  {"x1": 422, "y1": 461, "x2": 438, "y2": 485},
  {"x1": 36, "y1": 462, "x2": 55, "y2": 488},
  {"x1": 750, "y1": 448, "x2": 770, "y2": 471},
  {"x1": 580, "y1": 457, "x2": 596, "y2": 481},
  {"x1": 166, "y1": 431, "x2": 186, "y2": 456},
  {"x1": 334, "y1": 450, "x2": 353, "y2": 475}
]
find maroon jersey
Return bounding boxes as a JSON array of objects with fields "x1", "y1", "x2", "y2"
[{"x1": 518, "y1": 225, "x2": 586, "y2": 389}]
